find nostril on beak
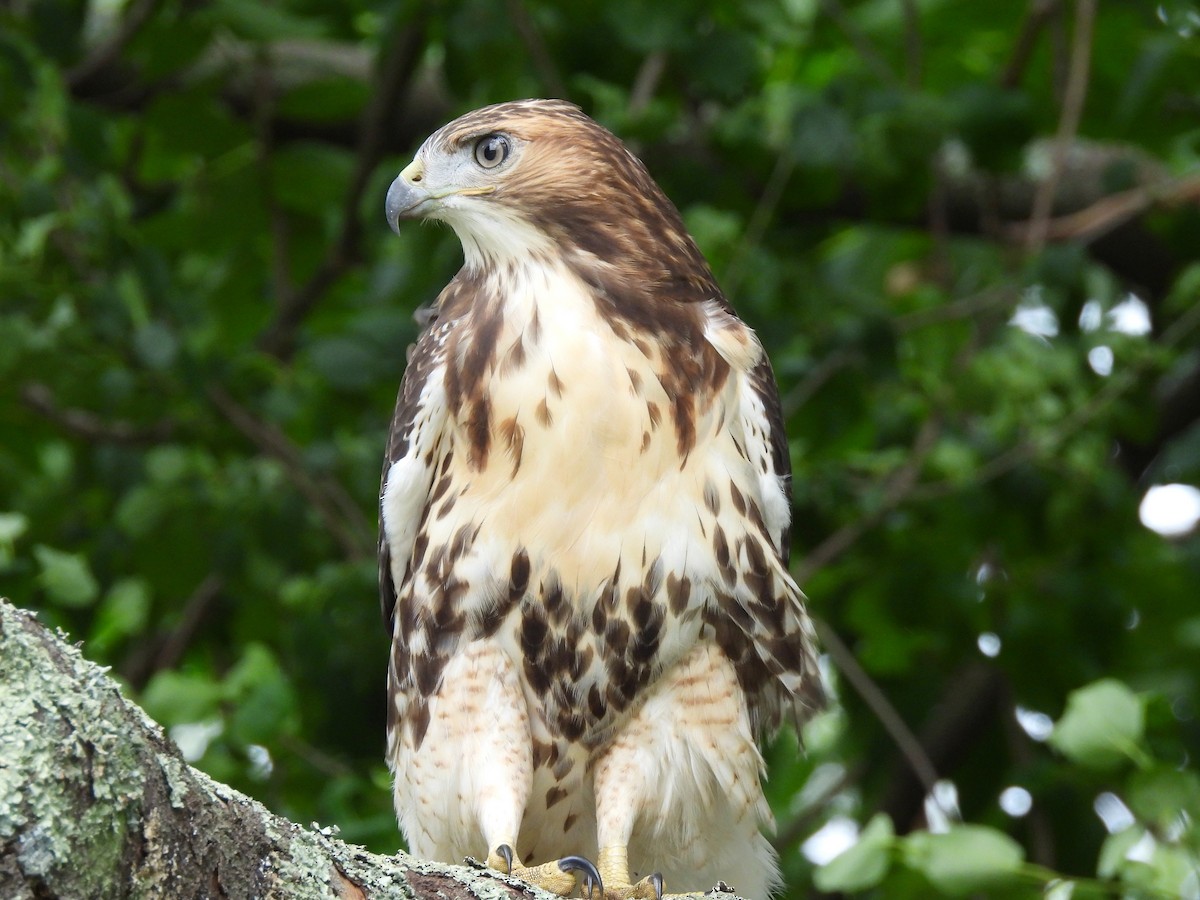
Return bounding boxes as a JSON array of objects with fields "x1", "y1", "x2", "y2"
[{"x1": 411, "y1": 173, "x2": 422, "y2": 183}]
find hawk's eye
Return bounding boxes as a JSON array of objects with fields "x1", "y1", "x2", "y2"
[{"x1": 473, "y1": 135, "x2": 510, "y2": 169}]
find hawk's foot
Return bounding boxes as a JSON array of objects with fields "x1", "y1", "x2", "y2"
[
  {"x1": 596, "y1": 845, "x2": 663, "y2": 900},
  {"x1": 489, "y1": 844, "x2": 603, "y2": 898}
]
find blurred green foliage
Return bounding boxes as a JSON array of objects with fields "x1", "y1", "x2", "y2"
[{"x1": 2, "y1": 0, "x2": 1199, "y2": 897}]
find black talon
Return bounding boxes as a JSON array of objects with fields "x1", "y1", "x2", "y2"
[
  {"x1": 495, "y1": 843, "x2": 515, "y2": 875},
  {"x1": 558, "y1": 855, "x2": 603, "y2": 898},
  {"x1": 649, "y1": 872, "x2": 664, "y2": 900}
]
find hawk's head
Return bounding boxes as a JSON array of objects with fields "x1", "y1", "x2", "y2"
[{"x1": 386, "y1": 99, "x2": 710, "y2": 284}]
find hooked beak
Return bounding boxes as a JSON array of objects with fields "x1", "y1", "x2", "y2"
[{"x1": 385, "y1": 160, "x2": 430, "y2": 235}]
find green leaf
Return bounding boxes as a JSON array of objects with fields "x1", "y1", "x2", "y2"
[
  {"x1": 207, "y1": 0, "x2": 325, "y2": 40},
  {"x1": 141, "y1": 671, "x2": 223, "y2": 726},
  {"x1": 1097, "y1": 826, "x2": 1142, "y2": 878},
  {"x1": 90, "y1": 578, "x2": 151, "y2": 652},
  {"x1": 1049, "y1": 679, "x2": 1145, "y2": 771},
  {"x1": 814, "y1": 814, "x2": 894, "y2": 892},
  {"x1": 34, "y1": 544, "x2": 100, "y2": 608},
  {"x1": 902, "y1": 826, "x2": 1025, "y2": 895},
  {"x1": 1044, "y1": 879, "x2": 1076, "y2": 900},
  {"x1": 224, "y1": 643, "x2": 298, "y2": 744},
  {"x1": 0, "y1": 511, "x2": 29, "y2": 568},
  {"x1": 1127, "y1": 766, "x2": 1200, "y2": 831}
]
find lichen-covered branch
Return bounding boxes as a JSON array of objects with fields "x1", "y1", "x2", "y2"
[{"x1": 0, "y1": 598, "x2": 548, "y2": 900}]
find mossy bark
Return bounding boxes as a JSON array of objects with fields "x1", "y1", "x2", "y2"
[{"x1": 0, "y1": 598, "x2": 545, "y2": 900}]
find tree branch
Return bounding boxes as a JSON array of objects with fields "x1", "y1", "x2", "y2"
[
  {"x1": 20, "y1": 382, "x2": 176, "y2": 446},
  {"x1": 506, "y1": 0, "x2": 568, "y2": 99},
  {"x1": 813, "y1": 618, "x2": 941, "y2": 803},
  {"x1": 795, "y1": 415, "x2": 942, "y2": 584},
  {"x1": 66, "y1": 0, "x2": 163, "y2": 92},
  {"x1": 900, "y1": 0, "x2": 923, "y2": 89},
  {"x1": 0, "y1": 597, "x2": 623, "y2": 900},
  {"x1": 999, "y1": 0, "x2": 1061, "y2": 89},
  {"x1": 1025, "y1": 0, "x2": 1097, "y2": 253},
  {"x1": 817, "y1": 0, "x2": 899, "y2": 87},
  {"x1": 208, "y1": 387, "x2": 372, "y2": 561},
  {"x1": 257, "y1": 20, "x2": 429, "y2": 360}
]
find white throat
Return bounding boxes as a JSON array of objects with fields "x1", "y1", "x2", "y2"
[{"x1": 445, "y1": 202, "x2": 556, "y2": 272}]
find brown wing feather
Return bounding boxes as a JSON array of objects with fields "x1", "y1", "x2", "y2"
[
  {"x1": 378, "y1": 306, "x2": 447, "y2": 629},
  {"x1": 749, "y1": 354, "x2": 793, "y2": 564}
]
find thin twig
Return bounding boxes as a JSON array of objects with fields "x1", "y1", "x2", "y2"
[
  {"x1": 21, "y1": 383, "x2": 175, "y2": 445},
  {"x1": 893, "y1": 286, "x2": 1018, "y2": 332},
  {"x1": 153, "y1": 575, "x2": 225, "y2": 676},
  {"x1": 815, "y1": 617, "x2": 941, "y2": 796},
  {"x1": 1008, "y1": 173, "x2": 1200, "y2": 245},
  {"x1": 1000, "y1": 688, "x2": 1057, "y2": 867},
  {"x1": 900, "y1": 0, "x2": 923, "y2": 89},
  {"x1": 1026, "y1": 0, "x2": 1097, "y2": 253},
  {"x1": 208, "y1": 387, "x2": 372, "y2": 561},
  {"x1": 781, "y1": 348, "x2": 860, "y2": 417},
  {"x1": 927, "y1": 158, "x2": 954, "y2": 290},
  {"x1": 257, "y1": 20, "x2": 427, "y2": 360},
  {"x1": 249, "y1": 49, "x2": 297, "y2": 313},
  {"x1": 506, "y1": 0, "x2": 568, "y2": 98},
  {"x1": 818, "y1": 0, "x2": 899, "y2": 87},
  {"x1": 999, "y1": 0, "x2": 1061, "y2": 89},
  {"x1": 795, "y1": 415, "x2": 942, "y2": 583},
  {"x1": 67, "y1": 0, "x2": 163, "y2": 91},
  {"x1": 629, "y1": 51, "x2": 668, "y2": 116},
  {"x1": 724, "y1": 145, "x2": 798, "y2": 299}
]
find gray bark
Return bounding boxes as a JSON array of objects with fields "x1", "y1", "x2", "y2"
[{"x1": 0, "y1": 597, "x2": 544, "y2": 900}]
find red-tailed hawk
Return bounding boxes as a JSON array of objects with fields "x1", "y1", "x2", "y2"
[{"x1": 380, "y1": 99, "x2": 823, "y2": 900}]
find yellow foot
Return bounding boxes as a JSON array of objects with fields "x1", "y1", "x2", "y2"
[
  {"x1": 596, "y1": 845, "x2": 662, "y2": 900},
  {"x1": 488, "y1": 843, "x2": 603, "y2": 897}
]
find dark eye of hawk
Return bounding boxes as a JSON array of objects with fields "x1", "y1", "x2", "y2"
[{"x1": 473, "y1": 134, "x2": 510, "y2": 169}]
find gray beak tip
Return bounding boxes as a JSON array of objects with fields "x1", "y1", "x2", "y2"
[{"x1": 385, "y1": 176, "x2": 410, "y2": 235}]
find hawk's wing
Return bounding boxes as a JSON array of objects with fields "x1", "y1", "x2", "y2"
[
  {"x1": 378, "y1": 311, "x2": 452, "y2": 629},
  {"x1": 743, "y1": 355, "x2": 793, "y2": 565}
]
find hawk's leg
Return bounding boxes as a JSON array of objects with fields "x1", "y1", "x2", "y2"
[
  {"x1": 591, "y1": 642, "x2": 774, "y2": 900},
  {"x1": 394, "y1": 639, "x2": 598, "y2": 896}
]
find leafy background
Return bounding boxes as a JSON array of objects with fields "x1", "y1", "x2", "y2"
[{"x1": 2, "y1": 0, "x2": 1199, "y2": 896}]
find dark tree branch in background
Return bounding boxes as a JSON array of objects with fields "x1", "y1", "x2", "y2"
[
  {"x1": 1000, "y1": 689, "x2": 1058, "y2": 868},
  {"x1": 66, "y1": 0, "x2": 162, "y2": 91},
  {"x1": 814, "y1": 619, "x2": 941, "y2": 804},
  {"x1": 20, "y1": 382, "x2": 176, "y2": 445},
  {"x1": 999, "y1": 0, "x2": 1061, "y2": 89},
  {"x1": 818, "y1": 0, "x2": 899, "y2": 87},
  {"x1": 207, "y1": 387, "x2": 372, "y2": 560},
  {"x1": 1007, "y1": 173, "x2": 1200, "y2": 245},
  {"x1": 121, "y1": 575, "x2": 225, "y2": 691},
  {"x1": 782, "y1": 348, "x2": 861, "y2": 418},
  {"x1": 257, "y1": 19, "x2": 429, "y2": 360},
  {"x1": 900, "y1": 0, "x2": 923, "y2": 89},
  {"x1": 507, "y1": 0, "x2": 569, "y2": 99},
  {"x1": 795, "y1": 416, "x2": 942, "y2": 584},
  {"x1": 878, "y1": 664, "x2": 1007, "y2": 833},
  {"x1": 725, "y1": 143, "x2": 799, "y2": 299},
  {"x1": 1026, "y1": 0, "x2": 1097, "y2": 253}
]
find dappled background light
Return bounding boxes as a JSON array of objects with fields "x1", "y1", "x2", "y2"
[{"x1": 1139, "y1": 484, "x2": 1200, "y2": 537}]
